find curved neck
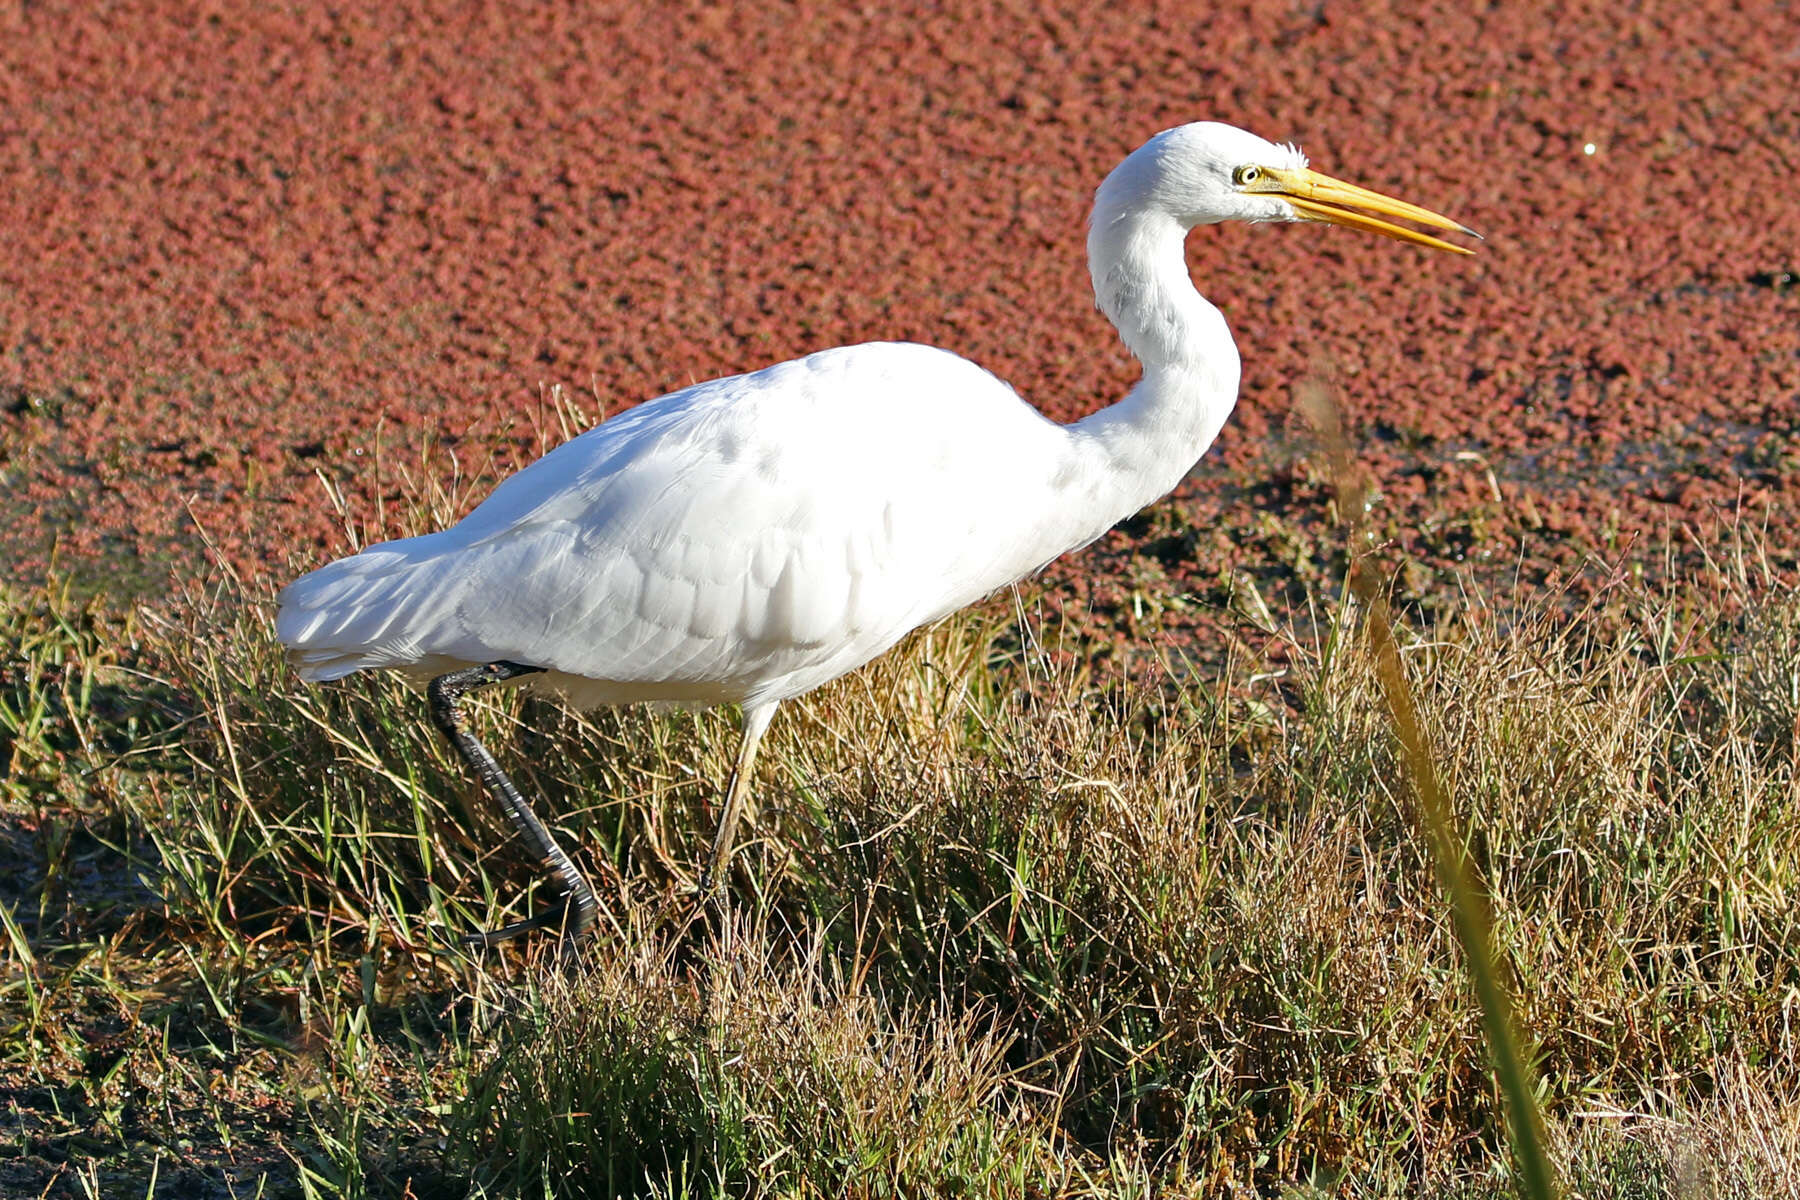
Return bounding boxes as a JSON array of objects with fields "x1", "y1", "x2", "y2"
[
  {"x1": 1049, "y1": 206, "x2": 1241, "y2": 542},
  {"x1": 1088, "y1": 208, "x2": 1237, "y2": 381}
]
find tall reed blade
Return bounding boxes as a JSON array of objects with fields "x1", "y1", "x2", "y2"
[{"x1": 1300, "y1": 381, "x2": 1561, "y2": 1200}]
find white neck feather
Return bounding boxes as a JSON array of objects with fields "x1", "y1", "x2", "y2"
[{"x1": 1042, "y1": 200, "x2": 1242, "y2": 553}]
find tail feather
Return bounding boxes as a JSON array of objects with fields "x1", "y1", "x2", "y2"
[{"x1": 276, "y1": 542, "x2": 450, "y2": 682}]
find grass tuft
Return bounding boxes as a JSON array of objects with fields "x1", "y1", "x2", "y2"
[
  {"x1": 455, "y1": 913, "x2": 1056, "y2": 1198},
  {"x1": 2, "y1": 426, "x2": 1797, "y2": 1194}
]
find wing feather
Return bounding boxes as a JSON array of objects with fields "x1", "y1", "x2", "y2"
[{"x1": 277, "y1": 342, "x2": 1073, "y2": 701}]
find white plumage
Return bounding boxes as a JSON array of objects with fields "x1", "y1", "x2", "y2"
[
  {"x1": 281, "y1": 344, "x2": 1103, "y2": 708},
  {"x1": 276, "y1": 121, "x2": 1474, "y2": 940}
]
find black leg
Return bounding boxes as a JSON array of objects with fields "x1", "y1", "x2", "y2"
[{"x1": 427, "y1": 661, "x2": 599, "y2": 946}]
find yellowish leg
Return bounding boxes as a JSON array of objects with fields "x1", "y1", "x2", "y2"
[{"x1": 701, "y1": 702, "x2": 775, "y2": 895}]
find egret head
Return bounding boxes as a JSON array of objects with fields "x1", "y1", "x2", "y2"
[{"x1": 1097, "y1": 121, "x2": 1477, "y2": 254}]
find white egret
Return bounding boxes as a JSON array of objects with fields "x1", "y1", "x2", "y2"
[{"x1": 277, "y1": 121, "x2": 1476, "y2": 944}]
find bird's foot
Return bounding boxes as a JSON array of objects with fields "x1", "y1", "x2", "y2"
[{"x1": 457, "y1": 883, "x2": 599, "y2": 950}]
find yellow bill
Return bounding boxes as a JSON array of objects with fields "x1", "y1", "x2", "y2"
[{"x1": 1251, "y1": 165, "x2": 1480, "y2": 254}]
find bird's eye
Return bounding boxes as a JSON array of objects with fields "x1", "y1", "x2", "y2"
[{"x1": 1234, "y1": 165, "x2": 1262, "y2": 186}]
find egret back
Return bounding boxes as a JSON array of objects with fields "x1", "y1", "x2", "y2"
[{"x1": 277, "y1": 341, "x2": 1087, "y2": 706}]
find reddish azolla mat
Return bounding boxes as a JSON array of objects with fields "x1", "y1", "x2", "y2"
[{"x1": 1, "y1": 2, "x2": 1795, "y2": 626}]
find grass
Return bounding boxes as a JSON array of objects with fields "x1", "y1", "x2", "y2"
[{"x1": 2, "y1": 447, "x2": 1797, "y2": 1195}]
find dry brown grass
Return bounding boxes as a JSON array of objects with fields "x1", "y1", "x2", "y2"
[{"x1": 2, "y1": 474, "x2": 1797, "y2": 1196}]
